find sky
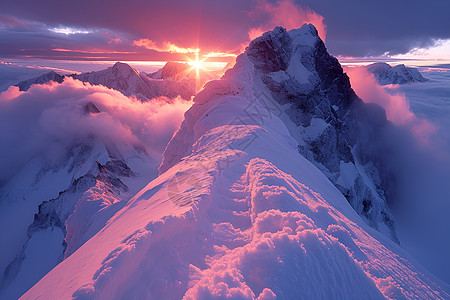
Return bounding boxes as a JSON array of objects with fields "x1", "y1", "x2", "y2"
[{"x1": 1, "y1": 0, "x2": 450, "y2": 62}]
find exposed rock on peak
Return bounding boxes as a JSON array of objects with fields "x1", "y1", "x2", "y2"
[
  {"x1": 246, "y1": 24, "x2": 398, "y2": 241},
  {"x1": 247, "y1": 26, "x2": 293, "y2": 73},
  {"x1": 82, "y1": 102, "x2": 101, "y2": 114}
]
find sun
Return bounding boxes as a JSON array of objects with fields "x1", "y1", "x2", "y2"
[
  {"x1": 189, "y1": 60, "x2": 203, "y2": 70},
  {"x1": 187, "y1": 53, "x2": 207, "y2": 71},
  {"x1": 186, "y1": 52, "x2": 208, "y2": 91}
]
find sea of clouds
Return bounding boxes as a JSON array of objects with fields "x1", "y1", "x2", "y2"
[
  {"x1": 346, "y1": 66, "x2": 450, "y2": 284},
  {"x1": 0, "y1": 77, "x2": 191, "y2": 182}
]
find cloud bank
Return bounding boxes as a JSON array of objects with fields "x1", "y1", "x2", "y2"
[
  {"x1": 346, "y1": 67, "x2": 450, "y2": 283},
  {"x1": 345, "y1": 66, "x2": 435, "y2": 143},
  {"x1": 0, "y1": 78, "x2": 191, "y2": 181}
]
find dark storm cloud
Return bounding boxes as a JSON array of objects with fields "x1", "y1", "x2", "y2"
[
  {"x1": 1, "y1": 0, "x2": 449, "y2": 58},
  {"x1": 297, "y1": 0, "x2": 450, "y2": 56},
  {"x1": 0, "y1": 16, "x2": 191, "y2": 61}
]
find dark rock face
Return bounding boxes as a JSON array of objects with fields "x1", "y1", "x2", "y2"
[
  {"x1": 83, "y1": 102, "x2": 101, "y2": 114},
  {"x1": 15, "y1": 71, "x2": 65, "y2": 91},
  {"x1": 247, "y1": 25, "x2": 398, "y2": 241},
  {"x1": 314, "y1": 40, "x2": 359, "y2": 111},
  {"x1": 247, "y1": 27, "x2": 293, "y2": 73}
]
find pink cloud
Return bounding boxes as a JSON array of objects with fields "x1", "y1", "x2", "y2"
[
  {"x1": 133, "y1": 38, "x2": 199, "y2": 54},
  {"x1": 345, "y1": 66, "x2": 435, "y2": 143},
  {"x1": 249, "y1": 0, "x2": 327, "y2": 42},
  {"x1": 0, "y1": 14, "x2": 27, "y2": 28},
  {"x1": 0, "y1": 78, "x2": 191, "y2": 180}
]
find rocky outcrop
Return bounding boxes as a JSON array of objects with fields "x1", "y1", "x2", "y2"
[{"x1": 246, "y1": 25, "x2": 398, "y2": 241}]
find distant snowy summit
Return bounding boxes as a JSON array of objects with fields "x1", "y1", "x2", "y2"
[
  {"x1": 367, "y1": 62, "x2": 427, "y2": 85},
  {"x1": 15, "y1": 71, "x2": 64, "y2": 91},
  {"x1": 15, "y1": 62, "x2": 198, "y2": 100}
]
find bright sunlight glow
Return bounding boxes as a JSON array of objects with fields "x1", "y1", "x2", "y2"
[{"x1": 187, "y1": 53, "x2": 207, "y2": 71}]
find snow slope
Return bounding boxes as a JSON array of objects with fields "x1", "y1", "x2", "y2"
[{"x1": 22, "y1": 27, "x2": 449, "y2": 299}]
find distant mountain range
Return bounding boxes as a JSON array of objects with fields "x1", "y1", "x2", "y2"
[{"x1": 15, "y1": 61, "x2": 218, "y2": 100}]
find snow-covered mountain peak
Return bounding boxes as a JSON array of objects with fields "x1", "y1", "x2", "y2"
[
  {"x1": 20, "y1": 25, "x2": 449, "y2": 299},
  {"x1": 111, "y1": 61, "x2": 141, "y2": 77},
  {"x1": 367, "y1": 62, "x2": 427, "y2": 85},
  {"x1": 162, "y1": 23, "x2": 398, "y2": 243}
]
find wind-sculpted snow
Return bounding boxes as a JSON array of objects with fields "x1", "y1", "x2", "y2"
[{"x1": 23, "y1": 48, "x2": 449, "y2": 299}]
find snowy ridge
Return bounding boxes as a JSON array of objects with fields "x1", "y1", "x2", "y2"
[
  {"x1": 251, "y1": 26, "x2": 398, "y2": 241},
  {"x1": 23, "y1": 28, "x2": 449, "y2": 298},
  {"x1": 163, "y1": 25, "x2": 399, "y2": 242},
  {"x1": 367, "y1": 62, "x2": 427, "y2": 85}
]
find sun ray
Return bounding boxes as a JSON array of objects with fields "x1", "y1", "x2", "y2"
[{"x1": 187, "y1": 52, "x2": 207, "y2": 91}]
